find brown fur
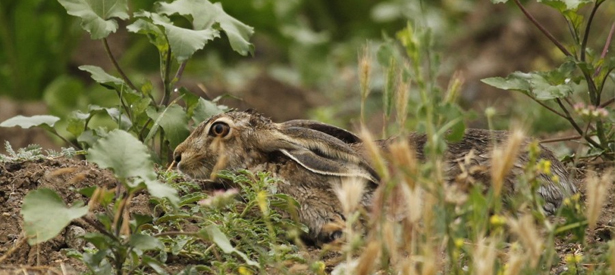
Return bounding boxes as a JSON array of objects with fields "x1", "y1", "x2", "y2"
[{"x1": 174, "y1": 111, "x2": 577, "y2": 244}]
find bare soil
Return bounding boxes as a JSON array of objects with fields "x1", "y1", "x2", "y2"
[{"x1": 0, "y1": 156, "x2": 613, "y2": 274}]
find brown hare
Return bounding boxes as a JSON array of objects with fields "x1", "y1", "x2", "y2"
[{"x1": 173, "y1": 110, "x2": 577, "y2": 245}]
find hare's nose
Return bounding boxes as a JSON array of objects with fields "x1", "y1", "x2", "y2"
[{"x1": 174, "y1": 152, "x2": 182, "y2": 164}]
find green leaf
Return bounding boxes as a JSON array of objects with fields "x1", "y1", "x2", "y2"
[
  {"x1": 142, "y1": 178, "x2": 180, "y2": 206},
  {"x1": 538, "y1": 0, "x2": 591, "y2": 11},
  {"x1": 87, "y1": 129, "x2": 154, "y2": 180},
  {"x1": 491, "y1": 0, "x2": 508, "y2": 3},
  {"x1": 129, "y1": 233, "x2": 164, "y2": 252},
  {"x1": 57, "y1": 0, "x2": 129, "y2": 39},
  {"x1": 193, "y1": 98, "x2": 226, "y2": 124},
  {"x1": 79, "y1": 65, "x2": 126, "y2": 90},
  {"x1": 481, "y1": 67, "x2": 574, "y2": 101},
  {"x1": 0, "y1": 115, "x2": 60, "y2": 129},
  {"x1": 87, "y1": 130, "x2": 179, "y2": 205},
  {"x1": 145, "y1": 104, "x2": 190, "y2": 148},
  {"x1": 481, "y1": 72, "x2": 531, "y2": 92},
  {"x1": 126, "y1": 18, "x2": 168, "y2": 52},
  {"x1": 21, "y1": 188, "x2": 88, "y2": 245},
  {"x1": 198, "y1": 225, "x2": 258, "y2": 266},
  {"x1": 157, "y1": 0, "x2": 254, "y2": 56}
]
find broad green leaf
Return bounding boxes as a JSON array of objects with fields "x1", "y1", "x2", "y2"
[
  {"x1": 66, "y1": 115, "x2": 86, "y2": 138},
  {"x1": 157, "y1": 0, "x2": 254, "y2": 56},
  {"x1": 482, "y1": 66, "x2": 575, "y2": 101},
  {"x1": 87, "y1": 129, "x2": 154, "y2": 180},
  {"x1": 481, "y1": 72, "x2": 532, "y2": 92},
  {"x1": 538, "y1": 0, "x2": 591, "y2": 11},
  {"x1": 129, "y1": 233, "x2": 164, "y2": 252},
  {"x1": 57, "y1": 0, "x2": 129, "y2": 39},
  {"x1": 145, "y1": 104, "x2": 190, "y2": 148},
  {"x1": 193, "y1": 98, "x2": 226, "y2": 124},
  {"x1": 104, "y1": 107, "x2": 133, "y2": 130},
  {"x1": 142, "y1": 178, "x2": 179, "y2": 206},
  {"x1": 126, "y1": 18, "x2": 168, "y2": 52},
  {"x1": 199, "y1": 225, "x2": 258, "y2": 266},
  {"x1": 21, "y1": 188, "x2": 88, "y2": 244},
  {"x1": 88, "y1": 130, "x2": 179, "y2": 204},
  {"x1": 79, "y1": 65, "x2": 126, "y2": 90},
  {"x1": 154, "y1": 17, "x2": 219, "y2": 62},
  {"x1": 0, "y1": 115, "x2": 60, "y2": 128}
]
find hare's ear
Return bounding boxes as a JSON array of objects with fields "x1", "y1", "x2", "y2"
[
  {"x1": 281, "y1": 120, "x2": 362, "y2": 144},
  {"x1": 264, "y1": 126, "x2": 379, "y2": 184}
]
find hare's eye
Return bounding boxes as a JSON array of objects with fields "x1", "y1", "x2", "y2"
[{"x1": 209, "y1": 122, "x2": 230, "y2": 137}]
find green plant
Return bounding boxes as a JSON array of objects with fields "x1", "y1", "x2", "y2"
[
  {"x1": 482, "y1": 0, "x2": 615, "y2": 160},
  {"x1": 0, "y1": 0, "x2": 251, "y2": 163}
]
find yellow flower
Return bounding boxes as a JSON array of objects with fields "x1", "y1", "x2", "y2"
[
  {"x1": 490, "y1": 214, "x2": 507, "y2": 226},
  {"x1": 238, "y1": 266, "x2": 253, "y2": 275}
]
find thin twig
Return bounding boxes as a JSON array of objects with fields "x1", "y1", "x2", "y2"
[
  {"x1": 174, "y1": 60, "x2": 188, "y2": 85},
  {"x1": 0, "y1": 234, "x2": 26, "y2": 264},
  {"x1": 103, "y1": 38, "x2": 138, "y2": 92},
  {"x1": 513, "y1": 0, "x2": 572, "y2": 57},
  {"x1": 594, "y1": 22, "x2": 615, "y2": 79},
  {"x1": 540, "y1": 135, "x2": 582, "y2": 144},
  {"x1": 523, "y1": 93, "x2": 567, "y2": 118},
  {"x1": 81, "y1": 216, "x2": 120, "y2": 242},
  {"x1": 556, "y1": 99, "x2": 603, "y2": 149},
  {"x1": 153, "y1": 231, "x2": 199, "y2": 237},
  {"x1": 49, "y1": 129, "x2": 82, "y2": 151},
  {"x1": 581, "y1": 2, "x2": 603, "y2": 62}
]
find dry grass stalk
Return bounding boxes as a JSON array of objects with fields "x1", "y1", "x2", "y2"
[
  {"x1": 382, "y1": 220, "x2": 398, "y2": 263},
  {"x1": 388, "y1": 139, "x2": 418, "y2": 190},
  {"x1": 504, "y1": 243, "x2": 525, "y2": 275},
  {"x1": 508, "y1": 214, "x2": 543, "y2": 268},
  {"x1": 209, "y1": 138, "x2": 228, "y2": 180},
  {"x1": 355, "y1": 240, "x2": 381, "y2": 275},
  {"x1": 490, "y1": 129, "x2": 525, "y2": 197},
  {"x1": 333, "y1": 178, "x2": 366, "y2": 216},
  {"x1": 472, "y1": 237, "x2": 498, "y2": 275},
  {"x1": 358, "y1": 45, "x2": 371, "y2": 123},
  {"x1": 585, "y1": 169, "x2": 613, "y2": 230},
  {"x1": 445, "y1": 71, "x2": 465, "y2": 104},
  {"x1": 359, "y1": 127, "x2": 389, "y2": 181},
  {"x1": 396, "y1": 67, "x2": 410, "y2": 130}
]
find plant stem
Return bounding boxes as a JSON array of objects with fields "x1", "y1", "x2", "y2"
[
  {"x1": 103, "y1": 38, "x2": 138, "y2": 92},
  {"x1": 512, "y1": 0, "x2": 572, "y2": 57},
  {"x1": 174, "y1": 60, "x2": 188, "y2": 85},
  {"x1": 81, "y1": 217, "x2": 121, "y2": 242},
  {"x1": 539, "y1": 135, "x2": 581, "y2": 143},
  {"x1": 523, "y1": 94, "x2": 567, "y2": 118},
  {"x1": 581, "y1": 2, "x2": 603, "y2": 62},
  {"x1": 160, "y1": 48, "x2": 174, "y2": 107},
  {"x1": 49, "y1": 129, "x2": 82, "y2": 150},
  {"x1": 556, "y1": 99, "x2": 603, "y2": 149}
]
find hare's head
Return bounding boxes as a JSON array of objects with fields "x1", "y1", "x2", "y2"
[{"x1": 173, "y1": 111, "x2": 379, "y2": 183}]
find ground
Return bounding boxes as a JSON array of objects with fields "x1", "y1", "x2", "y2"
[{"x1": 0, "y1": 155, "x2": 613, "y2": 274}]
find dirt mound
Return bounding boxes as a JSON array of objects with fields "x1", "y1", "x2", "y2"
[{"x1": 0, "y1": 158, "x2": 118, "y2": 274}]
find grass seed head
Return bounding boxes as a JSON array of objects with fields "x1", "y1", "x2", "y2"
[
  {"x1": 388, "y1": 139, "x2": 418, "y2": 190},
  {"x1": 359, "y1": 127, "x2": 389, "y2": 181},
  {"x1": 508, "y1": 214, "x2": 542, "y2": 268},
  {"x1": 490, "y1": 128, "x2": 525, "y2": 197},
  {"x1": 334, "y1": 177, "x2": 366, "y2": 216},
  {"x1": 358, "y1": 45, "x2": 372, "y2": 101},
  {"x1": 585, "y1": 169, "x2": 613, "y2": 230},
  {"x1": 395, "y1": 68, "x2": 410, "y2": 129},
  {"x1": 472, "y1": 237, "x2": 497, "y2": 275}
]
